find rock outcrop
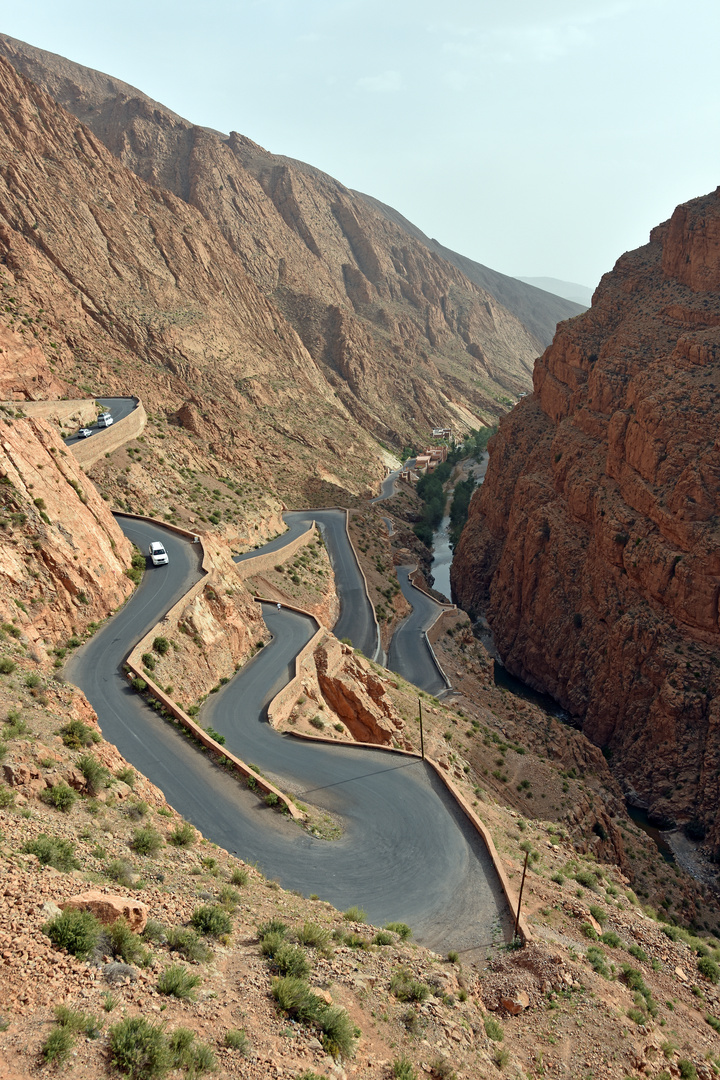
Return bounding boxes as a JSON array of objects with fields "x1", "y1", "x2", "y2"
[
  {"x1": 452, "y1": 186, "x2": 720, "y2": 857},
  {"x1": 0, "y1": 411, "x2": 133, "y2": 648},
  {"x1": 0, "y1": 34, "x2": 583, "y2": 462}
]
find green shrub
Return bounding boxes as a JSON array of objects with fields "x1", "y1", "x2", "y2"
[
  {"x1": 697, "y1": 956, "x2": 720, "y2": 984},
  {"x1": 105, "y1": 858, "x2": 136, "y2": 888},
  {"x1": 130, "y1": 826, "x2": 164, "y2": 856},
  {"x1": 575, "y1": 870, "x2": 598, "y2": 889},
  {"x1": 316, "y1": 1002, "x2": 357, "y2": 1059},
  {"x1": 343, "y1": 905, "x2": 366, "y2": 923},
  {"x1": 109, "y1": 1015, "x2": 170, "y2": 1078},
  {"x1": 157, "y1": 964, "x2": 201, "y2": 1000},
  {"x1": 484, "y1": 1015, "x2": 504, "y2": 1041},
  {"x1": 167, "y1": 1029, "x2": 215, "y2": 1075},
  {"x1": 373, "y1": 930, "x2": 394, "y2": 946},
  {"x1": 59, "y1": 719, "x2": 99, "y2": 748},
  {"x1": 153, "y1": 636, "x2": 170, "y2": 655},
  {"x1": 705, "y1": 1013, "x2": 720, "y2": 1033},
  {"x1": 628, "y1": 943, "x2": 647, "y2": 962},
  {"x1": 258, "y1": 917, "x2": 288, "y2": 939},
  {"x1": 131, "y1": 677, "x2": 147, "y2": 693},
  {"x1": 191, "y1": 904, "x2": 232, "y2": 938},
  {"x1": 586, "y1": 945, "x2": 610, "y2": 978},
  {"x1": 115, "y1": 766, "x2": 136, "y2": 788},
  {"x1": 54, "y1": 1004, "x2": 103, "y2": 1037},
  {"x1": 581, "y1": 923, "x2": 599, "y2": 941},
  {"x1": 390, "y1": 968, "x2": 430, "y2": 1002},
  {"x1": 165, "y1": 926, "x2": 211, "y2": 963},
  {"x1": 0, "y1": 657, "x2": 16, "y2": 675},
  {"x1": 588, "y1": 904, "x2": 606, "y2": 926},
  {"x1": 41, "y1": 1025, "x2": 75, "y2": 1064},
  {"x1": 447, "y1": 950, "x2": 459, "y2": 963},
  {"x1": 274, "y1": 943, "x2": 311, "y2": 978},
  {"x1": 678, "y1": 1062, "x2": 698, "y2": 1080},
  {"x1": 43, "y1": 908, "x2": 101, "y2": 959},
  {"x1": 168, "y1": 822, "x2": 196, "y2": 847},
  {"x1": 23, "y1": 834, "x2": 78, "y2": 872},
  {"x1": 77, "y1": 753, "x2": 109, "y2": 794},
  {"x1": 40, "y1": 781, "x2": 77, "y2": 812},
  {"x1": 106, "y1": 918, "x2": 146, "y2": 964},
  {"x1": 296, "y1": 922, "x2": 331, "y2": 950},
  {"x1": 393, "y1": 1056, "x2": 417, "y2": 1079},
  {"x1": 230, "y1": 867, "x2": 248, "y2": 887},
  {"x1": 141, "y1": 652, "x2": 156, "y2": 671},
  {"x1": 0, "y1": 783, "x2": 14, "y2": 808},
  {"x1": 271, "y1": 975, "x2": 323, "y2": 1020},
  {"x1": 600, "y1": 931, "x2": 621, "y2": 948},
  {"x1": 218, "y1": 885, "x2": 240, "y2": 911},
  {"x1": 259, "y1": 931, "x2": 286, "y2": 958},
  {"x1": 385, "y1": 922, "x2": 412, "y2": 940},
  {"x1": 224, "y1": 1028, "x2": 250, "y2": 1053}
]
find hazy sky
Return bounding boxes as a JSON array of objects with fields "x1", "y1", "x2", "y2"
[{"x1": 4, "y1": 0, "x2": 720, "y2": 289}]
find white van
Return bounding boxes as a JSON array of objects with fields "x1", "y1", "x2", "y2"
[{"x1": 97, "y1": 412, "x2": 114, "y2": 428}]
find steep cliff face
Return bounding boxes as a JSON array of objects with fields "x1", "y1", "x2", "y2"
[
  {"x1": 0, "y1": 34, "x2": 562, "y2": 448},
  {"x1": 452, "y1": 187, "x2": 720, "y2": 857},
  {"x1": 0, "y1": 55, "x2": 384, "y2": 507},
  {"x1": 0, "y1": 410, "x2": 133, "y2": 648}
]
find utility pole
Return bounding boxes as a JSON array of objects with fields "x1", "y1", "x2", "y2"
[
  {"x1": 418, "y1": 697, "x2": 425, "y2": 760},
  {"x1": 513, "y1": 848, "x2": 530, "y2": 945}
]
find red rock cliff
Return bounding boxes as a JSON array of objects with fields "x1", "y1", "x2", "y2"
[{"x1": 452, "y1": 187, "x2": 720, "y2": 857}]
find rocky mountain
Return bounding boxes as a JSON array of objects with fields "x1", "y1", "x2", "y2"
[
  {"x1": 0, "y1": 33, "x2": 580, "y2": 459},
  {"x1": 453, "y1": 186, "x2": 720, "y2": 859}
]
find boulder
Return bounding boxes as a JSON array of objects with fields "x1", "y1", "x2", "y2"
[
  {"x1": 500, "y1": 989, "x2": 530, "y2": 1015},
  {"x1": 61, "y1": 891, "x2": 147, "y2": 931}
]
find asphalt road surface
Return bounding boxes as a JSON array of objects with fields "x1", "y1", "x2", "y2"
[
  {"x1": 63, "y1": 396, "x2": 137, "y2": 447},
  {"x1": 66, "y1": 516, "x2": 512, "y2": 954},
  {"x1": 388, "y1": 566, "x2": 449, "y2": 696},
  {"x1": 371, "y1": 468, "x2": 401, "y2": 504},
  {"x1": 236, "y1": 509, "x2": 378, "y2": 661}
]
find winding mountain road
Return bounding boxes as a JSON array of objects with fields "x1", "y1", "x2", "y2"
[
  {"x1": 388, "y1": 567, "x2": 450, "y2": 696},
  {"x1": 66, "y1": 514, "x2": 512, "y2": 956}
]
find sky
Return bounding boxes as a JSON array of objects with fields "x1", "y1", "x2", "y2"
[{"x1": 3, "y1": 0, "x2": 720, "y2": 290}]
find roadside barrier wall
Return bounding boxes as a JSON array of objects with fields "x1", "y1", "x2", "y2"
[
  {"x1": 234, "y1": 522, "x2": 317, "y2": 580},
  {"x1": 71, "y1": 399, "x2": 147, "y2": 468}
]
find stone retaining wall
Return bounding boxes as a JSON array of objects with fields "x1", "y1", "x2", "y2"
[
  {"x1": 4, "y1": 398, "x2": 97, "y2": 427},
  {"x1": 234, "y1": 523, "x2": 316, "y2": 580}
]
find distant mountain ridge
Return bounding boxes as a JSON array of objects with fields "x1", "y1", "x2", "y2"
[{"x1": 518, "y1": 276, "x2": 593, "y2": 308}]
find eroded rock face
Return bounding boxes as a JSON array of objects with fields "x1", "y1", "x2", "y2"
[
  {"x1": 0, "y1": 413, "x2": 133, "y2": 647},
  {"x1": 314, "y1": 637, "x2": 410, "y2": 747},
  {"x1": 452, "y1": 187, "x2": 720, "y2": 857}
]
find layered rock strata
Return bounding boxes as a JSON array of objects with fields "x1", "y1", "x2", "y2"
[{"x1": 453, "y1": 187, "x2": 720, "y2": 858}]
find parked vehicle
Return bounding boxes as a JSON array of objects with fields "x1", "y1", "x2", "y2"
[
  {"x1": 77, "y1": 428, "x2": 93, "y2": 438},
  {"x1": 97, "y1": 412, "x2": 114, "y2": 427},
  {"x1": 148, "y1": 541, "x2": 169, "y2": 566}
]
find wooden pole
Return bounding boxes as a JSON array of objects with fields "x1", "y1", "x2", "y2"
[
  {"x1": 513, "y1": 849, "x2": 530, "y2": 944},
  {"x1": 418, "y1": 697, "x2": 425, "y2": 760}
]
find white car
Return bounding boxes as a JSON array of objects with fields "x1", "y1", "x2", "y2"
[
  {"x1": 148, "y1": 541, "x2": 169, "y2": 566},
  {"x1": 97, "y1": 412, "x2": 114, "y2": 427},
  {"x1": 77, "y1": 428, "x2": 93, "y2": 438}
]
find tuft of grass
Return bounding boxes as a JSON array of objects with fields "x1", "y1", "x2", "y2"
[
  {"x1": 697, "y1": 956, "x2": 720, "y2": 984},
  {"x1": 600, "y1": 931, "x2": 621, "y2": 948},
  {"x1": 77, "y1": 753, "x2": 110, "y2": 794},
  {"x1": 218, "y1": 885, "x2": 240, "y2": 911},
  {"x1": 105, "y1": 858, "x2": 136, "y2": 888},
  {"x1": 229, "y1": 867, "x2": 248, "y2": 886},
  {"x1": 106, "y1": 918, "x2": 147, "y2": 964},
  {"x1": 372, "y1": 930, "x2": 394, "y2": 946},
  {"x1": 393, "y1": 1055, "x2": 417, "y2": 1079},
  {"x1": 130, "y1": 826, "x2": 164, "y2": 856},
  {"x1": 586, "y1": 945, "x2": 610, "y2": 978},
  {"x1": 109, "y1": 1015, "x2": 170, "y2": 1078},
  {"x1": 385, "y1": 922, "x2": 412, "y2": 940},
  {"x1": 343, "y1": 905, "x2": 366, "y2": 923},
  {"x1": 224, "y1": 1029, "x2": 250, "y2": 1054},
  {"x1": 191, "y1": 904, "x2": 232, "y2": 938},
  {"x1": 258, "y1": 917, "x2": 288, "y2": 939},
  {"x1": 115, "y1": 766, "x2": 136, "y2": 788},
  {"x1": 273, "y1": 943, "x2": 311, "y2": 978},
  {"x1": 41, "y1": 1025, "x2": 75, "y2": 1065},
  {"x1": 168, "y1": 821, "x2": 196, "y2": 847},
  {"x1": 43, "y1": 908, "x2": 101, "y2": 959},
  {"x1": 165, "y1": 926, "x2": 212, "y2": 963},
  {"x1": 484, "y1": 1015, "x2": 504, "y2": 1041},
  {"x1": 54, "y1": 1004, "x2": 103, "y2": 1037},
  {"x1": 390, "y1": 968, "x2": 430, "y2": 1003},
  {"x1": 296, "y1": 922, "x2": 332, "y2": 950},
  {"x1": 23, "y1": 834, "x2": 79, "y2": 872},
  {"x1": 628, "y1": 944, "x2": 647, "y2": 962},
  {"x1": 157, "y1": 964, "x2": 201, "y2": 1000}
]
